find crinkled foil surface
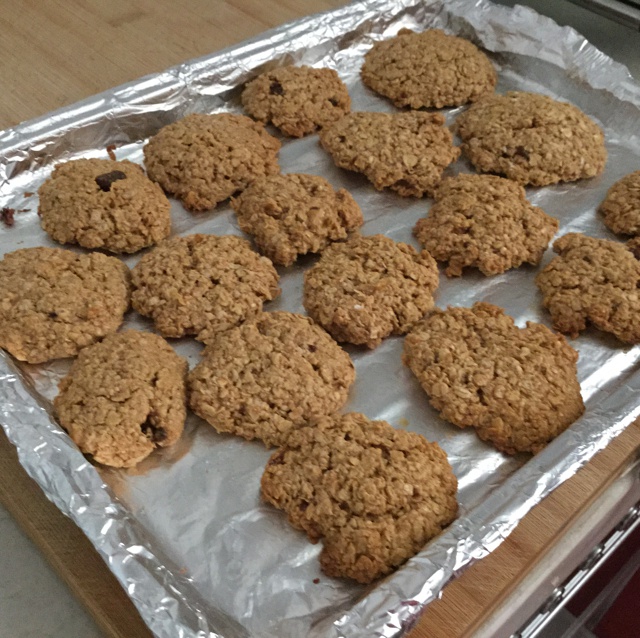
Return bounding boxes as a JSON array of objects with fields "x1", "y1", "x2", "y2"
[{"x1": 1, "y1": 1, "x2": 640, "y2": 636}]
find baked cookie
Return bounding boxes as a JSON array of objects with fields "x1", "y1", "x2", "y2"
[
  {"x1": 319, "y1": 111, "x2": 460, "y2": 197},
  {"x1": 38, "y1": 159, "x2": 171, "y2": 254},
  {"x1": 536, "y1": 233, "x2": 640, "y2": 343},
  {"x1": 55, "y1": 331, "x2": 187, "y2": 468},
  {"x1": 628, "y1": 236, "x2": 640, "y2": 257},
  {"x1": 241, "y1": 66, "x2": 351, "y2": 137},
  {"x1": 261, "y1": 412, "x2": 458, "y2": 583},
  {"x1": 414, "y1": 174, "x2": 558, "y2": 276},
  {"x1": 143, "y1": 113, "x2": 280, "y2": 211},
  {"x1": 230, "y1": 173, "x2": 363, "y2": 266},
  {"x1": 403, "y1": 303, "x2": 584, "y2": 454},
  {"x1": 361, "y1": 28, "x2": 496, "y2": 109},
  {"x1": 303, "y1": 234, "x2": 439, "y2": 348},
  {"x1": 599, "y1": 171, "x2": 640, "y2": 236},
  {"x1": 454, "y1": 92, "x2": 607, "y2": 186},
  {"x1": 0, "y1": 247, "x2": 130, "y2": 364},
  {"x1": 131, "y1": 234, "x2": 280, "y2": 345},
  {"x1": 188, "y1": 312, "x2": 355, "y2": 447}
]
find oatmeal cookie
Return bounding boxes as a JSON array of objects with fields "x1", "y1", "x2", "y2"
[
  {"x1": 55, "y1": 331, "x2": 187, "y2": 468},
  {"x1": 143, "y1": 113, "x2": 280, "y2": 211},
  {"x1": 0, "y1": 247, "x2": 130, "y2": 364},
  {"x1": 414, "y1": 174, "x2": 558, "y2": 276},
  {"x1": 403, "y1": 302, "x2": 584, "y2": 454},
  {"x1": 241, "y1": 66, "x2": 351, "y2": 137},
  {"x1": 38, "y1": 159, "x2": 171, "y2": 253},
  {"x1": 454, "y1": 92, "x2": 607, "y2": 186},
  {"x1": 599, "y1": 171, "x2": 640, "y2": 236},
  {"x1": 361, "y1": 28, "x2": 496, "y2": 109},
  {"x1": 303, "y1": 234, "x2": 439, "y2": 348},
  {"x1": 319, "y1": 111, "x2": 460, "y2": 197},
  {"x1": 188, "y1": 311, "x2": 355, "y2": 447},
  {"x1": 261, "y1": 412, "x2": 458, "y2": 583},
  {"x1": 536, "y1": 233, "x2": 640, "y2": 343},
  {"x1": 131, "y1": 234, "x2": 280, "y2": 344},
  {"x1": 230, "y1": 173, "x2": 363, "y2": 266}
]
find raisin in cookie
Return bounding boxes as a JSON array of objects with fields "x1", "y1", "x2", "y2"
[
  {"x1": 143, "y1": 113, "x2": 280, "y2": 211},
  {"x1": 188, "y1": 311, "x2": 355, "y2": 447},
  {"x1": 319, "y1": 111, "x2": 460, "y2": 197},
  {"x1": 231, "y1": 173, "x2": 363, "y2": 266},
  {"x1": 599, "y1": 171, "x2": 640, "y2": 236},
  {"x1": 241, "y1": 66, "x2": 351, "y2": 137},
  {"x1": 361, "y1": 28, "x2": 496, "y2": 109},
  {"x1": 261, "y1": 412, "x2": 458, "y2": 583},
  {"x1": 38, "y1": 159, "x2": 171, "y2": 253},
  {"x1": 403, "y1": 303, "x2": 584, "y2": 454},
  {"x1": 55, "y1": 331, "x2": 187, "y2": 468},
  {"x1": 131, "y1": 234, "x2": 280, "y2": 345},
  {"x1": 0, "y1": 247, "x2": 130, "y2": 364},
  {"x1": 303, "y1": 234, "x2": 439, "y2": 348},
  {"x1": 414, "y1": 174, "x2": 558, "y2": 276},
  {"x1": 536, "y1": 233, "x2": 640, "y2": 343},
  {"x1": 454, "y1": 92, "x2": 607, "y2": 186}
]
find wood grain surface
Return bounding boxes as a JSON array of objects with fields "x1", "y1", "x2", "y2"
[
  {"x1": 0, "y1": 0, "x2": 343, "y2": 129},
  {"x1": 0, "y1": 428, "x2": 153, "y2": 638},
  {"x1": 1, "y1": 2, "x2": 639, "y2": 637}
]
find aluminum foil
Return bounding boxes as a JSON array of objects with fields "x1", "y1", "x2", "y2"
[{"x1": 1, "y1": 1, "x2": 640, "y2": 636}]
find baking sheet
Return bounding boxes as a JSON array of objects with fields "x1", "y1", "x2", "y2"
[{"x1": 1, "y1": 1, "x2": 640, "y2": 636}]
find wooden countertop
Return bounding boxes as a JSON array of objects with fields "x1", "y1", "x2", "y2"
[{"x1": 1, "y1": 2, "x2": 640, "y2": 637}]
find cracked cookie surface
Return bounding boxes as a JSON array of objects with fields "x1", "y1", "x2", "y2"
[
  {"x1": 131, "y1": 234, "x2": 280, "y2": 345},
  {"x1": 261, "y1": 411, "x2": 458, "y2": 583},
  {"x1": 231, "y1": 173, "x2": 363, "y2": 266},
  {"x1": 241, "y1": 66, "x2": 351, "y2": 137},
  {"x1": 361, "y1": 28, "x2": 496, "y2": 109},
  {"x1": 143, "y1": 113, "x2": 280, "y2": 211},
  {"x1": 55, "y1": 331, "x2": 187, "y2": 468},
  {"x1": 454, "y1": 92, "x2": 607, "y2": 186},
  {"x1": 188, "y1": 311, "x2": 355, "y2": 447},
  {"x1": 599, "y1": 171, "x2": 640, "y2": 236},
  {"x1": 319, "y1": 111, "x2": 460, "y2": 197},
  {"x1": 403, "y1": 302, "x2": 584, "y2": 454},
  {"x1": 303, "y1": 234, "x2": 439, "y2": 348},
  {"x1": 414, "y1": 174, "x2": 558, "y2": 276},
  {"x1": 0, "y1": 247, "x2": 131, "y2": 364},
  {"x1": 38, "y1": 158, "x2": 171, "y2": 253},
  {"x1": 536, "y1": 233, "x2": 640, "y2": 343}
]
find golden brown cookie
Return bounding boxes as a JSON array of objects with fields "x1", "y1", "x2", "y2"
[
  {"x1": 319, "y1": 111, "x2": 460, "y2": 197},
  {"x1": 361, "y1": 28, "x2": 496, "y2": 109},
  {"x1": 403, "y1": 303, "x2": 584, "y2": 454},
  {"x1": 599, "y1": 171, "x2": 640, "y2": 236},
  {"x1": 37, "y1": 159, "x2": 171, "y2": 254},
  {"x1": 414, "y1": 174, "x2": 558, "y2": 276},
  {"x1": 131, "y1": 234, "x2": 280, "y2": 345},
  {"x1": 0, "y1": 247, "x2": 130, "y2": 364},
  {"x1": 54, "y1": 331, "x2": 187, "y2": 468},
  {"x1": 627, "y1": 236, "x2": 640, "y2": 257},
  {"x1": 303, "y1": 234, "x2": 439, "y2": 348},
  {"x1": 261, "y1": 412, "x2": 458, "y2": 583},
  {"x1": 454, "y1": 92, "x2": 607, "y2": 186},
  {"x1": 143, "y1": 113, "x2": 280, "y2": 211},
  {"x1": 188, "y1": 312, "x2": 355, "y2": 447},
  {"x1": 241, "y1": 66, "x2": 351, "y2": 137},
  {"x1": 536, "y1": 233, "x2": 640, "y2": 343},
  {"x1": 230, "y1": 173, "x2": 363, "y2": 266}
]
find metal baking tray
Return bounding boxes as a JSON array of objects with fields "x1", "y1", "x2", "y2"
[{"x1": 1, "y1": 1, "x2": 640, "y2": 636}]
